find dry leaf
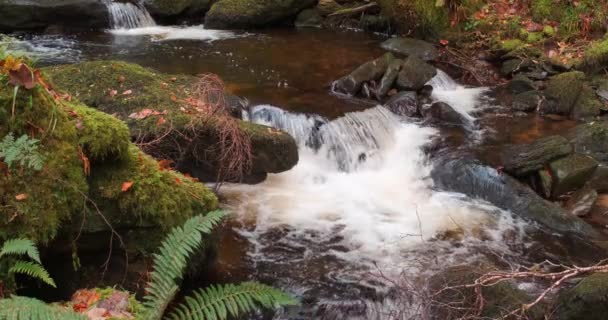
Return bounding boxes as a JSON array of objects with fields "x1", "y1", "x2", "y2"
[
  {"x1": 117, "y1": 75, "x2": 126, "y2": 83},
  {"x1": 109, "y1": 89, "x2": 118, "y2": 97},
  {"x1": 121, "y1": 181, "x2": 134, "y2": 192},
  {"x1": 15, "y1": 193, "x2": 27, "y2": 201},
  {"x1": 156, "y1": 116, "x2": 166, "y2": 126},
  {"x1": 122, "y1": 89, "x2": 133, "y2": 95},
  {"x1": 157, "y1": 159, "x2": 173, "y2": 171},
  {"x1": 175, "y1": 177, "x2": 182, "y2": 185}
]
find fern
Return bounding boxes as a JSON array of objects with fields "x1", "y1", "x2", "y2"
[
  {"x1": 142, "y1": 210, "x2": 226, "y2": 319},
  {"x1": 9, "y1": 261, "x2": 56, "y2": 288},
  {"x1": 0, "y1": 296, "x2": 86, "y2": 320},
  {"x1": 0, "y1": 238, "x2": 41, "y2": 263},
  {"x1": 0, "y1": 133, "x2": 44, "y2": 171},
  {"x1": 168, "y1": 282, "x2": 298, "y2": 320}
]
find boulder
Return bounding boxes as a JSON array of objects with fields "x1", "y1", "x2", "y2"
[
  {"x1": 505, "y1": 74, "x2": 536, "y2": 94},
  {"x1": 421, "y1": 102, "x2": 467, "y2": 126},
  {"x1": 565, "y1": 122, "x2": 608, "y2": 162},
  {"x1": 555, "y1": 273, "x2": 608, "y2": 320},
  {"x1": 294, "y1": 8, "x2": 322, "y2": 28},
  {"x1": 565, "y1": 187, "x2": 598, "y2": 217},
  {"x1": 549, "y1": 154, "x2": 599, "y2": 197},
  {"x1": 500, "y1": 58, "x2": 532, "y2": 76},
  {"x1": 431, "y1": 154, "x2": 597, "y2": 236},
  {"x1": 587, "y1": 165, "x2": 608, "y2": 193},
  {"x1": 0, "y1": 0, "x2": 109, "y2": 31},
  {"x1": 333, "y1": 52, "x2": 394, "y2": 96},
  {"x1": 395, "y1": 55, "x2": 437, "y2": 91},
  {"x1": 512, "y1": 91, "x2": 542, "y2": 112},
  {"x1": 500, "y1": 135, "x2": 573, "y2": 176},
  {"x1": 380, "y1": 37, "x2": 438, "y2": 61},
  {"x1": 384, "y1": 91, "x2": 418, "y2": 117},
  {"x1": 144, "y1": 0, "x2": 208, "y2": 16},
  {"x1": 204, "y1": 0, "x2": 317, "y2": 29},
  {"x1": 375, "y1": 59, "x2": 403, "y2": 99},
  {"x1": 540, "y1": 71, "x2": 602, "y2": 119}
]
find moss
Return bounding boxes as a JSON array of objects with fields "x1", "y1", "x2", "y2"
[
  {"x1": 146, "y1": 0, "x2": 192, "y2": 16},
  {"x1": 577, "y1": 38, "x2": 608, "y2": 74},
  {"x1": 543, "y1": 25, "x2": 555, "y2": 37},
  {"x1": 556, "y1": 273, "x2": 608, "y2": 320},
  {"x1": 531, "y1": 0, "x2": 553, "y2": 21},
  {"x1": 204, "y1": 0, "x2": 317, "y2": 28},
  {"x1": 500, "y1": 39, "x2": 525, "y2": 52}
]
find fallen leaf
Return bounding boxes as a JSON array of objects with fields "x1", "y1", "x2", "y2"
[
  {"x1": 157, "y1": 159, "x2": 173, "y2": 171},
  {"x1": 170, "y1": 94, "x2": 177, "y2": 102},
  {"x1": 71, "y1": 289, "x2": 101, "y2": 312},
  {"x1": 156, "y1": 116, "x2": 166, "y2": 126},
  {"x1": 79, "y1": 148, "x2": 90, "y2": 176},
  {"x1": 109, "y1": 89, "x2": 118, "y2": 97},
  {"x1": 439, "y1": 39, "x2": 449, "y2": 46},
  {"x1": 161, "y1": 82, "x2": 168, "y2": 89},
  {"x1": 117, "y1": 75, "x2": 126, "y2": 83},
  {"x1": 170, "y1": 77, "x2": 177, "y2": 82},
  {"x1": 9, "y1": 64, "x2": 35, "y2": 89},
  {"x1": 121, "y1": 181, "x2": 134, "y2": 192},
  {"x1": 122, "y1": 89, "x2": 132, "y2": 95},
  {"x1": 15, "y1": 193, "x2": 27, "y2": 201},
  {"x1": 175, "y1": 177, "x2": 182, "y2": 184}
]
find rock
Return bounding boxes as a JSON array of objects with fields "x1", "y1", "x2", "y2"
[
  {"x1": 317, "y1": 0, "x2": 342, "y2": 15},
  {"x1": 144, "y1": 0, "x2": 209, "y2": 16},
  {"x1": 384, "y1": 91, "x2": 418, "y2": 117},
  {"x1": 571, "y1": 84, "x2": 602, "y2": 120},
  {"x1": 537, "y1": 169, "x2": 553, "y2": 198},
  {"x1": 505, "y1": 74, "x2": 536, "y2": 94},
  {"x1": 395, "y1": 55, "x2": 437, "y2": 91},
  {"x1": 565, "y1": 187, "x2": 598, "y2": 217},
  {"x1": 500, "y1": 59, "x2": 531, "y2": 76},
  {"x1": 380, "y1": 37, "x2": 439, "y2": 61},
  {"x1": 375, "y1": 59, "x2": 403, "y2": 99},
  {"x1": 500, "y1": 135, "x2": 573, "y2": 176},
  {"x1": 587, "y1": 165, "x2": 608, "y2": 193},
  {"x1": 360, "y1": 15, "x2": 390, "y2": 32},
  {"x1": 512, "y1": 91, "x2": 542, "y2": 112},
  {"x1": 294, "y1": 8, "x2": 322, "y2": 28},
  {"x1": 565, "y1": 122, "x2": 608, "y2": 162},
  {"x1": 204, "y1": 0, "x2": 317, "y2": 29},
  {"x1": 0, "y1": 0, "x2": 109, "y2": 31},
  {"x1": 555, "y1": 273, "x2": 608, "y2": 320},
  {"x1": 421, "y1": 102, "x2": 467, "y2": 126},
  {"x1": 431, "y1": 154, "x2": 597, "y2": 236},
  {"x1": 333, "y1": 52, "x2": 394, "y2": 96},
  {"x1": 540, "y1": 71, "x2": 601, "y2": 119},
  {"x1": 549, "y1": 154, "x2": 599, "y2": 197}
]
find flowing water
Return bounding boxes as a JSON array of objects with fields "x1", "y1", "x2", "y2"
[
  {"x1": 2, "y1": 26, "x2": 601, "y2": 319},
  {"x1": 104, "y1": 0, "x2": 156, "y2": 30}
]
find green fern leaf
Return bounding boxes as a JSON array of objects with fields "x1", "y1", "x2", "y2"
[
  {"x1": 168, "y1": 282, "x2": 298, "y2": 320},
  {"x1": 0, "y1": 296, "x2": 86, "y2": 320},
  {"x1": 0, "y1": 238, "x2": 41, "y2": 263},
  {"x1": 9, "y1": 260, "x2": 56, "y2": 288},
  {"x1": 142, "y1": 211, "x2": 225, "y2": 320}
]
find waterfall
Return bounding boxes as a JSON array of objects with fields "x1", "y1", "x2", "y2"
[{"x1": 104, "y1": 1, "x2": 156, "y2": 29}]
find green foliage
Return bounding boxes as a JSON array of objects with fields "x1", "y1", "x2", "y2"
[
  {"x1": 169, "y1": 282, "x2": 298, "y2": 320},
  {"x1": 8, "y1": 261, "x2": 55, "y2": 288},
  {"x1": 0, "y1": 238, "x2": 55, "y2": 289},
  {"x1": 0, "y1": 296, "x2": 86, "y2": 320},
  {"x1": 0, "y1": 133, "x2": 44, "y2": 171},
  {"x1": 0, "y1": 238, "x2": 41, "y2": 263},
  {"x1": 142, "y1": 210, "x2": 297, "y2": 320},
  {"x1": 531, "y1": 0, "x2": 552, "y2": 21}
]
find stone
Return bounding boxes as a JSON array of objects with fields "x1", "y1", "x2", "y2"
[
  {"x1": 294, "y1": 8, "x2": 323, "y2": 28},
  {"x1": 384, "y1": 91, "x2": 418, "y2": 117},
  {"x1": 380, "y1": 37, "x2": 439, "y2": 61},
  {"x1": 395, "y1": 55, "x2": 437, "y2": 91},
  {"x1": 549, "y1": 154, "x2": 599, "y2": 197},
  {"x1": 571, "y1": 84, "x2": 602, "y2": 120},
  {"x1": 512, "y1": 91, "x2": 542, "y2": 112},
  {"x1": 565, "y1": 122, "x2": 608, "y2": 162},
  {"x1": 505, "y1": 75, "x2": 536, "y2": 94},
  {"x1": 565, "y1": 187, "x2": 598, "y2": 217},
  {"x1": 537, "y1": 169, "x2": 553, "y2": 198},
  {"x1": 500, "y1": 59, "x2": 531, "y2": 76},
  {"x1": 0, "y1": 0, "x2": 109, "y2": 31},
  {"x1": 421, "y1": 102, "x2": 468, "y2": 126},
  {"x1": 144, "y1": 0, "x2": 210, "y2": 16},
  {"x1": 555, "y1": 273, "x2": 608, "y2": 320},
  {"x1": 587, "y1": 165, "x2": 608, "y2": 193},
  {"x1": 540, "y1": 71, "x2": 587, "y2": 116},
  {"x1": 431, "y1": 154, "x2": 597, "y2": 236},
  {"x1": 500, "y1": 135, "x2": 573, "y2": 176},
  {"x1": 204, "y1": 0, "x2": 317, "y2": 29},
  {"x1": 332, "y1": 52, "x2": 394, "y2": 96},
  {"x1": 375, "y1": 59, "x2": 403, "y2": 99}
]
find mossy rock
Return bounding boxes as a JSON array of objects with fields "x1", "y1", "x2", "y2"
[
  {"x1": 44, "y1": 60, "x2": 298, "y2": 182},
  {"x1": 555, "y1": 273, "x2": 608, "y2": 320},
  {"x1": 144, "y1": 0, "x2": 210, "y2": 16},
  {"x1": 577, "y1": 38, "x2": 608, "y2": 74},
  {"x1": 541, "y1": 71, "x2": 602, "y2": 119},
  {"x1": 204, "y1": 0, "x2": 317, "y2": 29}
]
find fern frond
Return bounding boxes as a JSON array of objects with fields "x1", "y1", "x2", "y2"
[
  {"x1": 168, "y1": 282, "x2": 298, "y2": 320},
  {"x1": 0, "y1": 238, "x2": 41, "y2": 263},
  {"x1": 9, "y1": 261, "x2": 56, "y2": 288},
  {"x1": 142, "y1": 211, "x2": 226, "y2": 320},
  {"x1": 0, "y1": 296, "x2": 86, "y2": 320}
]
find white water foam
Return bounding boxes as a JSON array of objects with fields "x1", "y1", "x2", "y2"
[
  {"x1": 426, "y1": 69, "x2": 489, "y2": 122},
  {"x1": 105, "y1": 0, "x2": 156, "y2": 29},
  {"x1": 109, "y1": 25, "x2": 239, "y2": 41},
  {"x1": 224, "y1": 106, "x2": 524, "y2": 277}
]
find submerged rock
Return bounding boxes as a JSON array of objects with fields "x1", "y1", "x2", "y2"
[
  {"x1": 333, "y1": 52, "x2": 394, "y2": 96},
  {"x1": 421, "y1": 102, "x2": 467, "y2": 126},
  {"x1": 431, "y1": 155, "x2": 597, "y2": 236},
  {"x1": 549, "y1": 154, "x2": 599, "y2": 197},
  {"x1": 0, "y1": 0, "x2": 109, "y2": 31},
  {"x1": 380, "y1": 37, "x2": 438, "y2": 61},
  {"x1": 384, "y1": 91, "x2": 418, "y2": 117},
  {"x1": 500, "y1": 135, "x2": 573, "y2": 176},
  {"x1": 204, "y1": 0, "x2": 316, "y2": 29},
  {"x1": 512, "y1": 91, "x2": 542, "y2": 112},
  {"x1": 565, "y1": 187, "x2": 598, "y2": 217},
  {"x1": 555, "y1": 273, "x2": 608, "y2": 320},
  {"x1": 395, "y1": 55, "x2": 437, "y2": 91}
]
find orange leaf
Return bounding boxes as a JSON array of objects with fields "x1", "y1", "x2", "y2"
[
  {"x1": 109, "y1": 89, "x2": 117, "y2": 97},
  {"x1": 170, "y1": 94, "x2": 177, "y2": 102},
  {"x1": 15, "y1": 193, "x2": 28, "y2": 201},
  {"x1": 439, "y1": 39, "x2": 449, "y2": 46},
  {"x1": 170, "y1": 77, "x2": 177, "y2": 82},
  {"x1": 79, "y1": 148, "x2": 90, "y2": 176},
  {"x1": 156, "y1": 116, "x2": 166, "y2": 126},
  {"x1": 157, "y1": 159, "x2": 173, "y2": 171},
  {"x1": 121, "y1": 181, "x2": 134, "y2": 192},
  {"x1": 175, "y1": 177, "x2": 182, "y2": 184},
  {"x1": 122, "y1": 89, "x2": 133, "y2": 95}
]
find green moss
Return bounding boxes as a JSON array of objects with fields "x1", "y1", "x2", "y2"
[
  {"x1": 531, "y1": 0, "x2": 553, "y2": 21},
  {"x1": 578, "y1": 38, "x2": 608, "y2": 74},
  {"x1": 543, "y1": 25, "x2": 555, "y2": 36},
  {"x1": 556, "y1": 273, "x2": 608, "y2": 320},
  {"x1": 146, "y1": 0, "x2": 192, "y2": 15},
  {"x1": 500, "y1": 39, "x2": 525, "y2": 52}
]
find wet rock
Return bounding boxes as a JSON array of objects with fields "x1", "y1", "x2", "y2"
[
  {"x1": 587, "y1": 165, "x2": 608, "y2": 193},
  {"x1": 384, "y1": 91, "x2": 418, "y2": 117},
  {"x1": 505, "y1": 74, "x2": 536, "y2": 94},
  {"x1": 540, "y1": 71, "x2": 601, "y2": 119},
  {"x1": 565, "y1": 122, "x2": 608, "y2": 162},
  {"x1": 144, "y1": 0, "x2": 210, "y2": 17},
  {"x1": 500, "y1": 135, "x2": 573, "y2": 176},
  {"x1": 421, "y1": 102, "x2": 467, "y2": 126},
  {"x1": 333, "y1": 52, "x2": 394, "y2": 96},
  {"x1": 549, "y1": 154, "x2": 599, "y2": 197},
  {"x1": 294, "y1": 8, "x2": 322, "y2": 28},
  {"x1": 571, "y1": 84, "x2": 602, "y2": 120},
  {"x1": 512, "y1": 91, "x2": 543, "y2": 112},
  {"x1": 524, "y1": 70, "x2": 549, "y2": 80},
  {"x1": 537, "y1": 169, "x2": 553, "y2": 198},
  {"x1": 375, "y1": 59, "x2": 403, "y2": 99},
  {"x1": 204, "y1": 0, "x2": 317, "y2": 29},
  {"x1": 395, "y1": 55, "x2": 437, "y2": 91},
  {"x1": 380, "y1": 37, "x2": 438, "y2": 61},
  {"x1": 500, "y1": 58, "x2": 532, "y2": 76},
  {"x1": 555, "y1": 273, "x2": 608, "y2": 320},
  {"x1": 360, "y1": 15, "x2": 390, "y2": 32},
  {"x1": 0, "y1": 0, "x2": 109, "y2": 31},
  {"x1": 565, "y1": 188, "x2": 598, "y2": 217},
  {"x1": 431, "y1": 155, "x2": 597, "y2": 236}
]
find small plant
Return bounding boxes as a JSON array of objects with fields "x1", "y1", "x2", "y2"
[
  {"x1": 0, "y1": 133, "x2": 44, "y2": 171},
  {"x1": 0, "y1": 238, "x2": 56, "y2": 289}
]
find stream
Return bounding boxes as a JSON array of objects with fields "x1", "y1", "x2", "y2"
[{"x1": 2, "y1": 14, "x2": 603, "y2": 319}]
